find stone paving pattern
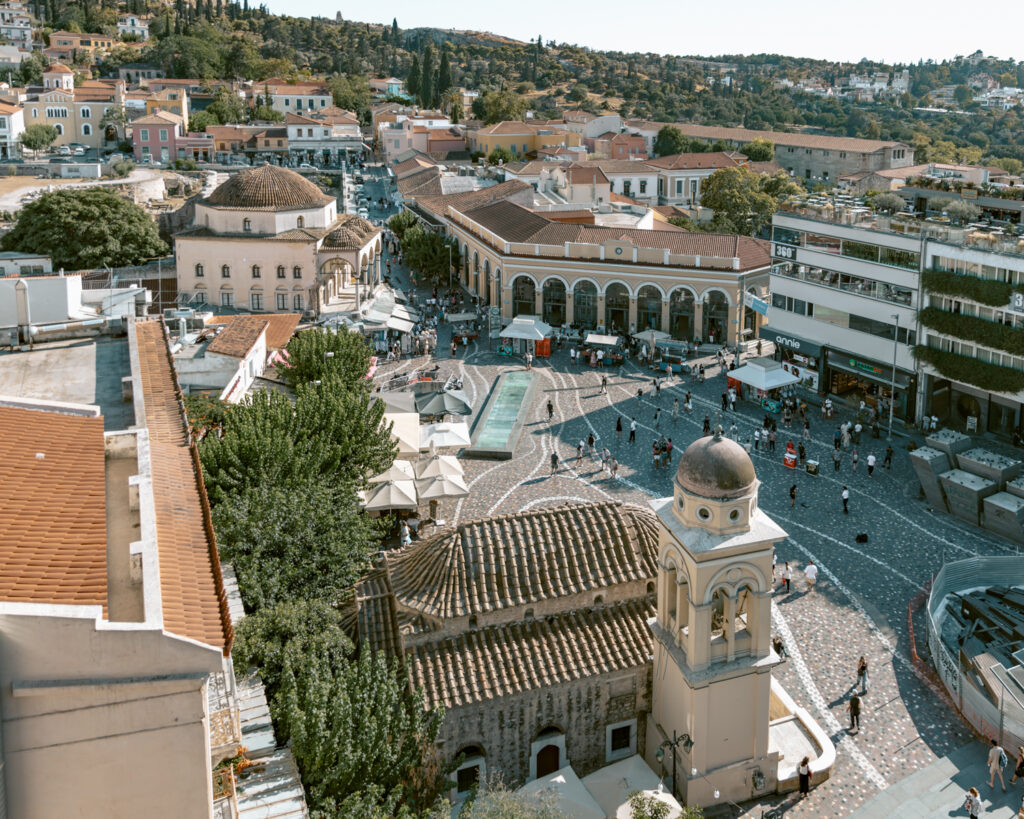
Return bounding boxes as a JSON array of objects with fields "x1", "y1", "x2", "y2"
[{"x1": 358, "y1": 168, "x2": 1024, "y2": 817}]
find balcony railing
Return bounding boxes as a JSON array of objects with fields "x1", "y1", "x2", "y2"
[{"x1": 773, "y1": 263, "x2": 915, "y2": 307}]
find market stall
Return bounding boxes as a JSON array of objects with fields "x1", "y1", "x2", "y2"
[
  {"x1": 654, "y1": 339, "x2": 692, "y2": 374},
  {"x1": 727, "y1": 358, "x2": 800, "y2": 412},
  {"x1": 499, "y1": 316, "x2": 553, "y2": 358},
  {"x1": 581, "y1": 332, "x2": 624, "y2": 367}
]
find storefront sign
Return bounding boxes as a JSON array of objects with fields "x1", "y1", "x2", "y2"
[
  {"x1": 771, "y1": 242, "x2": 796, "y2": 260},
  {"x1": 743, "y1": 291, "x2": 770, "y2": 316},
  {"x1": 758, "y1": 326, "x2": 822, "y2": 357},
  {"x1": 1010, "y1": 291, "x2": 1024, "y2": 316},
  {"x1": 847, "y1": 357, "x2": 885, "y2": 376}
]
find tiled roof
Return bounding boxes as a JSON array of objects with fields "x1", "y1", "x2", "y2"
[
  {"x1": 46, "y1": 63, "x2": 73, "y2": 73},
  {"x1": 408, "y1": 600, "x2": 654, "y2": 709},
  {"x1": 566, "y1": 165, "x2": 610, "y2": 185},
  {"x1": 643, "y1": 151, "x2": 741, "y2": 171},
  {"x1": 206, "y1": 165, "x2": 333, "y2": 211},
  {"x1": 414, "y1": 179, "x2": 531, "y2": 219},
  {"x1": 386, "y1": 501, "x2": 658, "y2": 619},
  {"x1": 322, "y1": 213, "x2": 380, "y2": 249},
  {"x1": 671, "y1": 122, "x2": 907, "y2": 153},
  {"x1": 462, "y1": 199, "x2": 551, "y2": 241},
  {"x1": 134, "y1": 320, "x2": 232, "y2": 653},
  {"x1": 475, "y1": 120, "x2": 541, "y2": 135},
  {"x1": 0, "y1": 407, "x2": 108, "y2": 608},
  {"x1": 397, "y1": 166, "x2": 443, "y2": 197},
  {"x1": 206, "y1": 315, "x2": 267, "y2": 359},
  {"x1": 209, "y1": 313, "x2": 300, "y2": 350}
]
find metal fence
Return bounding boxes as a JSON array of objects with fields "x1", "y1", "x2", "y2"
[{"x1": 927, "y1": 556, "x2": 1024, "y2": 748}]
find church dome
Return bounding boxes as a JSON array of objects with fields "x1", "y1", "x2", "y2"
[
  {"x1": 676, "y1": 434, "x2": 756, "y2": 499},
  {"x1": 206, "y1": 165, "x2": 333, "y2": 211}
]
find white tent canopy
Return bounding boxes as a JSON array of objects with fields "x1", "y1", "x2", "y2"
[
  {"x1": 581, "y1": 755, "x2": 683, "y2": 819},
  {"x1": 415, "y1": 474, "x2": 469, "y2": 500},
  {"x1": 501, "y1": 315, "x2": 552, "y2": 341},
  {"x1": 447, "y1": 312, "x2": 477, "y2": 322},
  {"x1": 368, "y1": 459, "x2": 414, "y2": 484},
  {"x1": 729, "y1": 358, "x2": 800, "y2": 392},
  {"x1": 584, "y1": 332, "x2": 620, "y2": 347},
  {"x1": 419, "y1": 421, "x2": 471, "y2": 450},
  {"x1": 383, "y1": 411, "x2": 420, "y2": 455},
  {"x1": 517, "y1": 766, "x2": 604, "y2": 819},
  {"x1": 359, "y1": 479, "x2": 418, "y2": 512},
  {"x1": 631, "y1": 328, "x2": 670, "y2": 345},
  {"x1": 414, "y1": 453, "x2": 464, "y2": 479}
]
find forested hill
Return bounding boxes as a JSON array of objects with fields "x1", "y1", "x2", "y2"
[{"x1": 34, "y1": 0, "x2": 1024, "y2": 168}]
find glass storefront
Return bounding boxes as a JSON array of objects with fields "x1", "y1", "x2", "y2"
[{"x1": 825, "y1": 351, "x2": 915, "y2": 420}]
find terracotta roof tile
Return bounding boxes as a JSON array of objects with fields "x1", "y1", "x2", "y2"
[
  {"x1": 385, "y1": 501, "x2": 658, "y2": 619},
  {"x1": 205, "y1": 316, "x2": 267, "y2": 359},
  {"x1": 408, "y1": 600, "x2": 654, "y2": 709},
  {"x1": 0, "y1": 407, "x2": 108, "y2": 609},
  {"x1": 643, "y1": 151, "x2": 741, "y2": 171},
  {"x1": 206, "y1": 165, "x2": 333, "y2": 211},
  {"x1": 414, "y1": 180, "x2": 531, "y2": 219},
  {"x1": 670, "y1": 122, "x2": 908, "y2": 153},
  {"x1": 134, "y1": 320, "x2": 232, "y2": 653},
  {"x1": 209, "y1": 313, "x2": 300, "y2": 350}
]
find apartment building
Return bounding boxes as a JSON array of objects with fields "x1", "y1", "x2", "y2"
[
  {"x1": 117, "y1": 13, "x2": 150, "y2": 39},
  {"x1": 285, "y1": 108, "x2": 364, "y2": 164},
  {"x1": 467, "y1": 120, "x2": 582, "y2": 158},
  {"x1": 24, "y1": 73, "x2": 126, "y2": 149},
  {"x1": 47, "y1": 30, "x2": 116, "y2": 54},
  {"x1": 253, "y1": 78, "x2": 332, "y2": 114},
  {"x1": 0, "y1": 101, "x2": 24, "y2": 158}
]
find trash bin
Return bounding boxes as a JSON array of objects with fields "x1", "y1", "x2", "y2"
[{"x1": 806, "y1": 460, "x2": 819, "y2": 476}]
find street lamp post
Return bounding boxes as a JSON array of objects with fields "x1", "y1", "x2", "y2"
[
  {"x1": 448, "y1": 243, "x2": 453, "y2": 291},
  {"x1": 654, "y1": 730, "x2": 694, "y2": 803},
  {"x1": 888, "y1": 313, "x2": 899, "y2": 441}
]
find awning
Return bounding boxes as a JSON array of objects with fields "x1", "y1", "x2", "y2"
[
  {"x1": 825, "y1": 351, "x2": 913, "y2": 387},
  {"x1": 359, "y1": 479, "x2": 418, "y2": 511},
  {"x1": 631, "y1": 328, "x2": 670, "y2": 346},
  {"x1": 729, "y1": 358, "x2": 800, "y2": 391},
  {"x1": 419, "y1": 421, "x2": 471, "y2": 449},
  {"x1": 584, "y1": 332, "x2": 620, "y2": 347},
  {"x1": 447, "y1": 312, "x2": 477, "y2": 322},
  {"x1": 517, "y1": 766, "x2": 604, "y2": 819},
  {"x1": 382, "y1": 411, "x2": 420, "y2": 455},
  {"x1": 368, "y1": 459, "x2": 415, "y2": 483},
  {"x1": 758, "y1": 326, "x2": 822, "y2": 357},
  {"x1": 581, "y1": 755, "x2": 683, "y2": 819},
  {"x1": 386, "y1": 316, "x2": 415, "y2": 333},
  {"x1": 501, "y1": 315, "x2": 552, "y2": 341}
]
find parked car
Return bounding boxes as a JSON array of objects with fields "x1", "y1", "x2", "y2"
[
  {"x1": 357, "y1": 207, "x2": 369, "y2": 219},
  {"x1": 72, "y1": 147, "x2": 85, "y2": 156},
  {"x1": 298, "y1": 162, "x2": 315, "y2": 170},
  {"x1": 57, "y1": 146, "x2": 71, "y2": 156}
]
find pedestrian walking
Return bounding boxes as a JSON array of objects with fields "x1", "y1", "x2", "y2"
[
  {"x1": 616, "y1": 416, "x2": 623, "y2": 440},
  {"x1": 834, "y1": 426, "x2": 842, "y2": 449},
  {"x1": 773, "y1": 635, "x2": 789, "y2": 659},
  {"x1": 883, "y1": 445, "x2": 894, "y2": 469},
  {"x1": 842, "y1": 485, "x2": 850, "y2": 514},
  {"x1": 587, "y1": 433, "x2": 595, "y2": 454},
  {"x1": 754, "y1": 428, "x2": 762, "y2": 450},
  {"x1": 798, "y1": 757, "x2": 810, "y2": 799},
  {"x1": 400, "y1": 521, "x2": 412, "y2": 547},
  {"x1": 547, "y1": 399, "x2": 554, "y2": 420},
  {"x1": 832, "y1": 448, "x2": 842, "y2": 472},
  {"x1": 790, "y1": 484, "x2": 797, "y2": 508},
  {"x1": 805, "y1": 561, "x2": 818, "y2": 592},
  {"x1": 852, "y1": 449, "x2": 859, "y2": 472},
  {"x1": 803, "y1": 418, "x2": 811, "y2": 441},
  {"x1": 964, "y1": 787, "x2": 982, "y2": 819},
  {"x1": 798, "y1": 442, "x2": 807, "y2": 465},
  {"x1": 637, "y1": 387, "x2": 644, "y2": 403},
  {"x1": 867, "y1": 452, "x2": 876, "y2": 476},
  {"x1": 654, "y1": 407, "x2": 661, "y2": 428},
  {"x1": 782, "y1": 562, "x2": 792, "y2": 594},
  {"x1": 857, "y1": 656, "x2": 869, "y2": 693},
  {"x1": 570, "y1": 347, "x2": 576, "y2": 366},
  {"x1": 721, "y1": 392, "x2": 728, "y2": 412},
  {"x1": 654, "y1": 379, "x2": 661, "y2": 401},
  {"x1": 989, "y1": 738, "x2": 1007, "y2": 791},
  {"x1": 550, "y1": 452, "x2": 559, "y2": 476},
  {"x1": 847, "y1": 692, "x2": 861, "y2": 732},
  {"x1": 854, "y1": 421, "x2": 863, "y2": 444},
  {"x1": 610, "y1": 457, "x2": 619, "y2": 479},
  {"x1": 672, "y1": 398, "x2": 679, "y2": 423},
  {"x1": 729, "y1": 422, "x2": 739, "y2": 440},
  {"x1": 629, "y1": 418, "x2": 637, "y2": 444},
  {"x1": 666, "y1": 438, "x2": 673, "y2": 463},
  {"x1": 768, "y1": 429, "x2": 777, "y2": 452},
  {"x1": 576, "y1": 441, "x2": 584, "y2": 466},
  {"x1": 702, "y1": 416, "x2": 711, "y2": 435},
  {"x1": 600, "y1": 374, "x2": 608, "y2": 395},
  {"x1": 1010, "y1": 746, "x2": 1024, "y2": 785}
]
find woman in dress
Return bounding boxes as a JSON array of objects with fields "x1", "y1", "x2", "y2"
[{"x1": 798, "y1": 756, "x2": 810, "y2": 798}]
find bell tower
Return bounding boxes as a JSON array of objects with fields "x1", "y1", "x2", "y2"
[{"x1": 646, "y1": 429, "x2": 787, "y2": 807}]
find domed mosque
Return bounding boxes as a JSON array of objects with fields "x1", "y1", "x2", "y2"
[
  {"x1": 175, "y1": 164, "x2": 381, "y2": 316},
  {"x1": 645, "y1": 426, "x2": 834, "y2": 805}
]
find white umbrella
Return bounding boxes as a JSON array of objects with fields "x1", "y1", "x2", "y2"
[
  {"x1": 414, "y1": 453, "x2": 464, "y2": 479},
  {"x1": 416, "y1": 474, "x2": 469, "y2": 499},
  {"x1": 419, "y1": 422, "x2": 471, "y2": 450},
  {"x1": 369, "y1": 459, "x2": 415, "y2": 483},
  {"x1": 360, "y1": 479, "x2": 418, "y2": 512},
  {"x1": 632, "y1": 328, "x2": 670, "y2": 346}
]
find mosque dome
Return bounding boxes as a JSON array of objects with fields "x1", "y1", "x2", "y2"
[
  {"x1": 676, "y1": 433, "x2": 757, "y2": 500},
  {"x1": 206, "y1": 165, "x2": 332, "y2": 211}
]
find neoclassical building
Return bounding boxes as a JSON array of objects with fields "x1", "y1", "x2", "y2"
[
  {"x1": 413, "y1": 186, "x2": 772, "y2": 344},
  {"x1": 175, "y1": 165, "x2": 381, "y2": 315}
]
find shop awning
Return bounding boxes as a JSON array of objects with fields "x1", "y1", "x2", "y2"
[
  {"x1": 584, "y1": 332, "x2": 620, "y2": 347},
  {"x1": 729, "y1": 358, "x2": 800, "y2": 391},
  {"x1": 826, "y1": 351, "x2": 913, "y2": 387},
  {"x1": 382, "y1": 411, "x2": 420, "y2": 455},
  {"x1": 501, "y1": 316, "x2": 552, "y2": 341},
  {"x1": 447, "y1": 312, "x2": 477, "y2": 322},
  {"x1": 386, "y1": 316, "x2": 415, "y2": 333}
]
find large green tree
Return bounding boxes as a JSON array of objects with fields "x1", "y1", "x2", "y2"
[
  {"x1": 653, "y1": 125, "x2": 687, "y2": 157},
  {"x1": 328, "y1": 74, "x2": 371, "y2": 118},
  {"x1": 276, "y1": 325, "x2": 375, "y2": 391},
  {"x1": 472, "y1": 90, "x2": 528, "y2": 124},
  {"x1": 205, "y1": 85, "x2": 248, "y2": 124},
  {"x1": 700, "y1": 166, "x2": 801, "y2": 236},
  {"x1": 2, "y1": 189, "x2": 167, "y2": 269},
  {"x1": 406, "y1": 54, "x2": 420, "y2": 99},
  {"x1": 436, "y1": 47, "x2": 453, "y2": 102},
  {"x1": 20, "y1": 123, "x2": 58, "y2": 155},
  {"x1": 740, "y1": 137, "x2": 774, "y2": 162},
  {"x1": 400, "y1": 226, "x2": 460, "y2": 283}
]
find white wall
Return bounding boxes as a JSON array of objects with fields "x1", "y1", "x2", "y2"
[{"x1": 0, "y1": 275, "x2": 81, "y2": 328}]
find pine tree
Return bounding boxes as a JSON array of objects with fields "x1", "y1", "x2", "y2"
[
  {"x1": 391, "y1": 17, "x2": 398, "y2": 40},
  {"x1": 406, "y1": 54, "x2": 420, "y2": 98},
  {"x1": 419, "y1": 43, "x2": 434, "y2": 108},
  {"x1": 436, "y1": 47, "x2": 452, "y2": 101}
]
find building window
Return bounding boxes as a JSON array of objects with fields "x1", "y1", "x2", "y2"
[
  {"x1": 194, "y1": 291, "x2": 206, "y2": 305},
  {"x1": 243, "y1": 218, "x2": 251, "y2": 232},
  {"x1": 221, "y1": 264, "x2": 230, "y2": 278},
  {"x1": 639, "y1": 180, "x2": 647, "y2": 194},
  {"x1": 452, "y1": 747, "x2": 486, "y2": 801},
  {"x1": 220, "y1": 291, "x2": 234, "y2": 307},
  {"x1": 45, "y1": 107, "x2": 68, "y2": 118},
  {"x1": 276, "y1": 293, "x2": 288, "y2": 310},
  {"x1": 292, "y1": 294, "x2": 303, "y2": 310},
  {"x1": 54, "y1": 124, "x2": 62, "y2": 135},
  {"x1": 195, "y1": 263, "x2": 204, "y2": 277},
  {"x1": 139, "y1": 128, "x2": 149, "y2": 141},
  {"x1": 277, "y1": 265, "x2": 286, "y2": 279},
  {"x1": 82, "y1": 123, "x2": 91, "y2": 136},
  {"x1": 293, "y1": 266, "x2": 302, "y2": 279},
  {"x1": 606, "y1": 719, "x2": 637, "y2": 763},
  {"x1": 250, "y1": 292, "x2": 263, "y2": 310},
  {"x1": 297, "y1": 216, "x2": 304, "y2": 228},
  {"x1": 251, "y1": 265, "x2": 261, "y2": 278},
  {"x1": 80, "y1": 107, "x2": 90, "y2": 119},
  {"x1": 159, "y1": 129, "x2": 168, "y2": 141}
]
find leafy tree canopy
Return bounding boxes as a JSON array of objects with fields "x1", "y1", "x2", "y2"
[
  {"x1": 400, "y1": 226, "x2": 461, "y2": 283},
  {"x1": 276, "y1": 326, "x2": 375, "y2": 391},
  {"x1": 487, "y1": 146, "x2": 514, "y2": 165},
  {"x1": 20, "y1": 123, "x2": 58, "y2": 153},
  {"x1": 700, "y1": 167, "x2": 801, "y2": 236},
  {"x1": 653, "y1": 125, "x2": 687, "y2": 157},
  {"x1": 1, "y1": 189, "x2": 167, "y2": 269},
  {"x1": 740, "y1": 137, "x2": 774, "y2": 162},
  {"x1": 473, "y1": 90, "x2": 528, "y2": 125}
]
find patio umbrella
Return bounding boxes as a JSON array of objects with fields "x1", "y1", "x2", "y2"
[
  {"x1": 419, "y1": 422, "x2": 471, "y2": 450},
  {"x1": 416, "y1": 474, "x2": 469, "y2": 500},
  {"x1": 368, "y1": 459, "x2": 415, "y2": 484},
  {"x1": 360, "y1": 479, "x2": 418, "y2": 512},
  {"x1": 631, "y1": 328, "x2": 670, "y2": 346},
  {"x1": 414, "y1": 453, "x2": 464, "y2": 479},
  {"x1": 415, "y1": 389, "x2": 472, "y2": 416},
  {"x1": 378, "y1": 391, "x2": 417, "y2": 413}
]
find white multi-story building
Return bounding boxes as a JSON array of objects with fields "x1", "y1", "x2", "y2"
[
  {"x1": 116, "y1": 13, "x2": 149, "y2": 39},
  {"x1": 0, "y1": 101, "x2": 24, "y2": 159}
]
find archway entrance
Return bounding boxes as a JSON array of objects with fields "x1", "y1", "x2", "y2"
[
  {"x1": 573, "y1": 280, "x2": 597, "y2": 330},
  {"x1": 604, "y1": 283, "x2": 629, "y2": 335},
  {"x1": 636, "y1": 285, "x2": 662, "y2": 331},
  {"x1": 542, "y1": 279, "x2": 566, "y2": 328},
  {"x1": 512, "y1": 276, "x2": 536, "y2": 317},
  {"x1": 536, "y1": 744, "x2": 560, "y2": 777},
  {"x1": 703, "y1": 290, "x2": 729, "y2": 345},
  {"x1": 670, "y1": 288, "x2": 695, "y2": 340}
]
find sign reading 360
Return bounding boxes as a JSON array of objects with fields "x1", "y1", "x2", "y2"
[{"x1": 771, "y1": 243, "x2": 795, "y2": 260}]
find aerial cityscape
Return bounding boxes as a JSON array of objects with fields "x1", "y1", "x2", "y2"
[{"x1": 0, "y1": 2, "x2": 1023, "y2": 818}]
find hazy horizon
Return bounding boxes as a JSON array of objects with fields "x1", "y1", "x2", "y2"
[{"x1": 260, "y1": 0, "x2": 1023, "y2": 65}]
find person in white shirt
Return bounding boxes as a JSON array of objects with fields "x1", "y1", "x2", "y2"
[
  {"x1": 867, "y1": 453, "x2": 877, "y2": 477},
  {"x1": 842, "y1": 486, "x2": 850, "y2": 514},
  {"x1": 804, "y1": 561, "x2": 818, "y2": 592}
]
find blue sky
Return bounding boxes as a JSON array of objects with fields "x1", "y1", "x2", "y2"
[{"x1": 261, "y1": 0, "x2": 1023, "y2": 64}]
